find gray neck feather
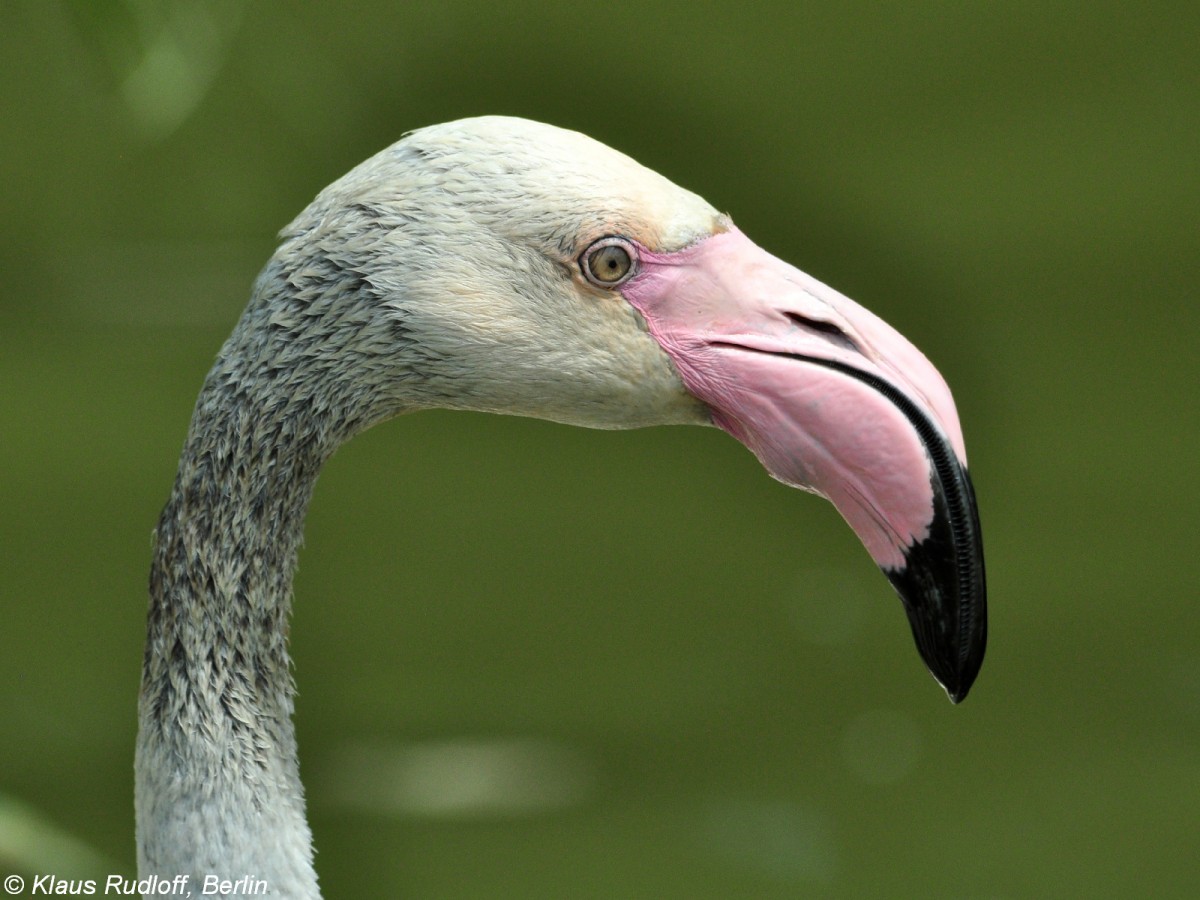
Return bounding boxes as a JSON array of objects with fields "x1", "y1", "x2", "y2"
[{"x1": 136, "y1": 246, "x2": 400, "y2": 898}]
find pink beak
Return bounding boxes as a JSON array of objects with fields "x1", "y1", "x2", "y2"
[{"x1": 622, "y1": 228, "x2": 986, "y2": 701}]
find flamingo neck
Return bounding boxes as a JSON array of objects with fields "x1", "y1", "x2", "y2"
[{"x1": 135, "y1": 264, "x2": 378, "y2": 898}]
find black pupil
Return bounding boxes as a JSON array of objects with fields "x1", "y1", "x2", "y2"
[{"x1": 596, "y1": 246, "x2": 627, "y2": 280}]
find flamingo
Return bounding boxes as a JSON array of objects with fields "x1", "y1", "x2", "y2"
[{"x1": 136, "y1": 116, "x2": 986, "y2": 897}]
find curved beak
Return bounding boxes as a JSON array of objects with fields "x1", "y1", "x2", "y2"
[{"x1": 623, "y1": 228, "x2": 986, "y2": 701}]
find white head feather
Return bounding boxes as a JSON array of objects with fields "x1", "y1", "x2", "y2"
[{"x1": 275, "y1": 116, "x2": 721, "y2": 429}]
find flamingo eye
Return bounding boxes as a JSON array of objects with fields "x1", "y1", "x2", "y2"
[{"x1": 581, "y1": 237, "x2": 637, "y2": 287}]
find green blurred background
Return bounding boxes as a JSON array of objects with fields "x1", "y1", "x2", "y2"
[{"x1": 1, "y1": 1, "x2": 1197, "y2": 896}]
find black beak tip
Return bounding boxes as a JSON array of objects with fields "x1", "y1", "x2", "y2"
[
  {"x1": 889, "y1": 581, "x2": 987, "y2": 704},
  {"x1": 884, "y1": 467, "x2": 988, "y2": 704},
  {"x1": 887, "y1": 566, "x2": 987, "y2": 704},
  {"x1": 940, "y1": 645, "x2": 985, "y2": 704},
  {"x1": 925, "y1": 610, "x2": 986, "y2": 704}
]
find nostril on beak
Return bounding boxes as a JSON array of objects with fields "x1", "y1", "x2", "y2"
[{"x1": 784, "y1": 311, "x2": 859, "y2": 353}]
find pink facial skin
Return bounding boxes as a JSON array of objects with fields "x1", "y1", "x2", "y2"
[{"x1": 621, "y1": 228, "x2": 968, "y2": 571}]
